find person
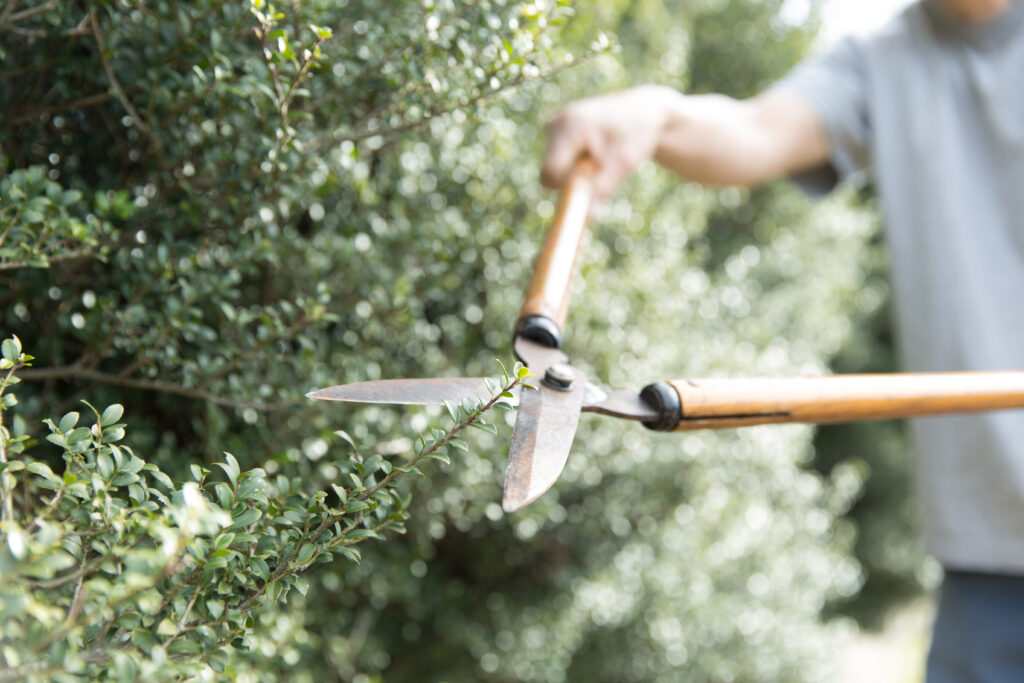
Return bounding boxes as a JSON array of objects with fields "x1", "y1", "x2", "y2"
[{"x1": 540, "y1": 0, "x2": 1024, "y2": 679}]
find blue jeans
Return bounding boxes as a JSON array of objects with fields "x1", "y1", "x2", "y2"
[{"x1": 927, "y1": 570, "x2": 1024, "y2": 682}]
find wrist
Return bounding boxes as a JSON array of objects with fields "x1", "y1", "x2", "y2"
[{"x1": 633, "y1": 85, "x2": 688, "y2": 163}]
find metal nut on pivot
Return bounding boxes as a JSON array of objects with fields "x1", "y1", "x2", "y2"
[{"x1": 542, "y1": 363, "x2": 575, "y2": 391}]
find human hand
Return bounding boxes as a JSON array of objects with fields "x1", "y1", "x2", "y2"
[{"x1": 541, "y1": 85, "x2": 675, "y2": 201}]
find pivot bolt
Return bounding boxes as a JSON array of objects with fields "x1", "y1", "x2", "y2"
[{"x1": 542, "y1": 363, "x2": 575, "y2": 391}]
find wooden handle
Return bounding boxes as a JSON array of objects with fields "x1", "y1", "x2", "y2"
[
  {"x1": 640, "y1": 372, "x2": 1024, "y2": 431},
  {"x1": 516, "y1": 157, "x2": 598, "y2": 347}
]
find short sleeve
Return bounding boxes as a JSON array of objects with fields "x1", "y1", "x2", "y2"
[{"x1": 772, "y1": 37, "x2": 872, "y2": 195}]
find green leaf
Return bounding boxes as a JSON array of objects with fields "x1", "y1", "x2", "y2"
[
  {"x1": 167, "y1": 637, "x2": 200, "y2": 655},
  {"x1": 100, "y1": 404, "x2": 124, "y2": 426},
  {"x1": 97, "y1": 453, "x2": 114, "y2": 479},
  {"x1": 296, "y1": 543, "x2": 315, "y2": 563},
  {"x1": 517, "y1": 364, "x2": 532, "y2": 379},
  {"x1": 496, "y1": 358, "x2": 509, "y2": 383},
  {"x1": 444, "y1": 399, "x2": 459, "y2": 422},
  {"x1": 337, "y1": 547, "x2": 361, "y2": 564},
  {"x1": 216, "y1": 453, "x2": 240, "y2": 488},
  {"x1": 230, "y1": 508, "x2": 262, "y2": 529},
  {"x1": 347, "y1": 529, "x2": 380, "y2": 540},
  {"x1": 58, "y1": 411, "x2": 79, "y2": 433},
  {"x1": 156, "y1": 618, "x2": 179, "y2": 636},
  {"x1": 121, "y1": 456, "x2": 145, "y2": 474},
  {"x1": 429, "y1": 452, "x2": 451, "y2": 465},
  {"x1": 468, "y1": 421, "x2": 498, "y2": 435},
  {"x1": 131, "y1": 628, "x2": 159, "y2": 651},
  {"x1": 79, "y1": 400, "x2": 100, "y2": 423},
  {"x1": 449, "y1": 439, "x2": 468, "y2": 451},
  {"x1": 331, "y1": 484, "x2": 348, "y2": 504},
  {"x1": 334, "y1": 429, "x2": 357, "y2": 451},
  {"x1": 128, "y1": 483, "x2": 146, "y2": 503},
  {"x1": 1, "y1": 336, "x2": 21, "y2": 363},
  {"x1": 0, "y1": 461, "x2": 25, "y2": 475},
  {"x1": 289, "y1": 574, "x2": 310, "y2": 596},
  {"x1": 111, "y1": 472, "x2": 139, "y2": 486},
  {"x1": 148, "y1": 468, "x2": 173, "y2": 490},
  {"x1": 265, "y1": 580, "x2": 283, "y2": 604},
  {"x1": 345, "y1": 500, "x2": 370, "y2": 513},
  {"x1": 206, "y1": 599, "x2": 225, "y2": 619},
  {"x1": 26, "y1": 461, "x2": 58, "y2": 482},
  {"x1": 281, "y1": 509, "x2": 305, "y2": 525},
  {"x1": 208, "y1": 651, "x2": 228, "y2": 674},
  {"x1": 250, "y1": 557, "x2": 271, "y2": 581},
  {"x1": 214, "y1": 532, "x2": 235, "y2": 550},
  {"x1": 236, "y1": 473, "x2": 265, "y2": 501},
  {"x1": 66, "y1": 427, "x2": 91, "y2": 445},
  {"x1": 212, "y1": 482, "x2": 234, "y2": 510}
]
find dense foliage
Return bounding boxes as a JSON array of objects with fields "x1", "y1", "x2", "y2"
[{"x1": 2, "y1": 0, "x2": 921, "y2": 680}]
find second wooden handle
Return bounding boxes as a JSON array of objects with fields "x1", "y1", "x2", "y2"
[
  {"x1": 517, "y1": 157, "x2": 598, "y2": 345},
  {"x1": 642, "y1": 372, "x2": 1024, "y2": 431}
]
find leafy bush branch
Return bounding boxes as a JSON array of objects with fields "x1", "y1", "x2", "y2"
[
  {"x1": 0, "y1": 336, "x2": 529, "y2": 680},
  {"x1": 0, "y1": 168, "x2": 131, "y2": 271}
]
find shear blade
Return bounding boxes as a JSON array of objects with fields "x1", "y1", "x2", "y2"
[
  {"x1": 502, "y1": 366, "x2": 586, "y2": 512},
  {"x1": 307, "y1": 377, "x2": 492, "y2": 405}
]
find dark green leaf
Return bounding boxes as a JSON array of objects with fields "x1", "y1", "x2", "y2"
[
  {"x1": 230, "y1": 508, "x2": 262, "y2": 529},
  {"x1": 296, "y1": 543, "x2": 315, "y2": 563}
]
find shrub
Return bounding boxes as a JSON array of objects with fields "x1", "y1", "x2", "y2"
[
  {"x1": 0, "y1": 335, "x2": 526, "y2": 679},
  {"x1": 1, "y1": 0, "x2": 911, "y2": 680}
]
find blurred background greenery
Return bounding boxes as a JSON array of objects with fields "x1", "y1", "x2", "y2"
[{"x1": 1, "y1": 0, "x2": 932, "y2": 680}]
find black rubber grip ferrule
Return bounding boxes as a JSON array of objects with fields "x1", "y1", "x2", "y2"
[
  {"x1": 640, "y1": 382, "x2": 682, "y2": 431},
  {"x1": 514, "y1": 315, "x2": 562, "y2": 349}
]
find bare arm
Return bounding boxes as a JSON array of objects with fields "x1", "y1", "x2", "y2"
[{"x1": 542, "y1": 85, "x2": 829, "y2": 198}]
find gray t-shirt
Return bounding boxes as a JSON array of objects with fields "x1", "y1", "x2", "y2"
[{"x1": 775, "y1": 0, "x2": 1024, "y2": 573}]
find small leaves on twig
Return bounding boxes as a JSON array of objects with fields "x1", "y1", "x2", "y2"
[{"x1": 0, "y1": 349, "x2": 526, "y2": 679}]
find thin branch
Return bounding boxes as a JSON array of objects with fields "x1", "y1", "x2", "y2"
[
  {"x1": 65, "y1": 550, "x2": 89, "y2": 623},
  {"x1": 29, "y1": 485, "x2": 65, "y2": 528},
  {"x1": 20, "y1": 553, "x2": 105, "y2": 589},
  {"x1": 88, "y1": 8, "x2": 168, "y2": 170},
  {"x1": 176, "y1": 589, "x2": 199, "y2": 630},
  {"x1": 0, "y1": 0, "x2": 21, "y2": 28},
  {"x1": 0, "y1": 363, "x2": 21, "y2": 524},
  {"x1": 342, "y1": 53, "x2": 592, "y2": 145},
  {"x1": 18, "y1": 365, "x2": 294, "y2": 412},
  {"x1": 0, "y1": 246, "x2": 94, "y2": 271},
  {"x1": 7, "y1": 0, "x2": 54, "y2": 24},
  {"x1": 66, "y1": 13, "x2": 89, "y2": 37},
  {"x1": 279, "y1": 37, "x2": 327, "y2": 113},
  {"x1": 199, "y1": 374, "x2": 522, "y2": 637},
  {"x1": 6, "y1": 92, "x2": 114, "y2": 126}
]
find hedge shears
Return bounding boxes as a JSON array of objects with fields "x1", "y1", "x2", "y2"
[{"x1": 309, "y1": 157, "x2": 1024, "y2": 512}]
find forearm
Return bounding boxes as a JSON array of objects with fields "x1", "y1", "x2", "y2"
[
  {"x1": 541, "y1": 84, "x2": 828, "y2": 197},
  {"x1": 651, "y1": 89, "x2": 827, "y2": 189},
  {"x1": 651, "y1": 88, "x2": 828, "y2": 187}
]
